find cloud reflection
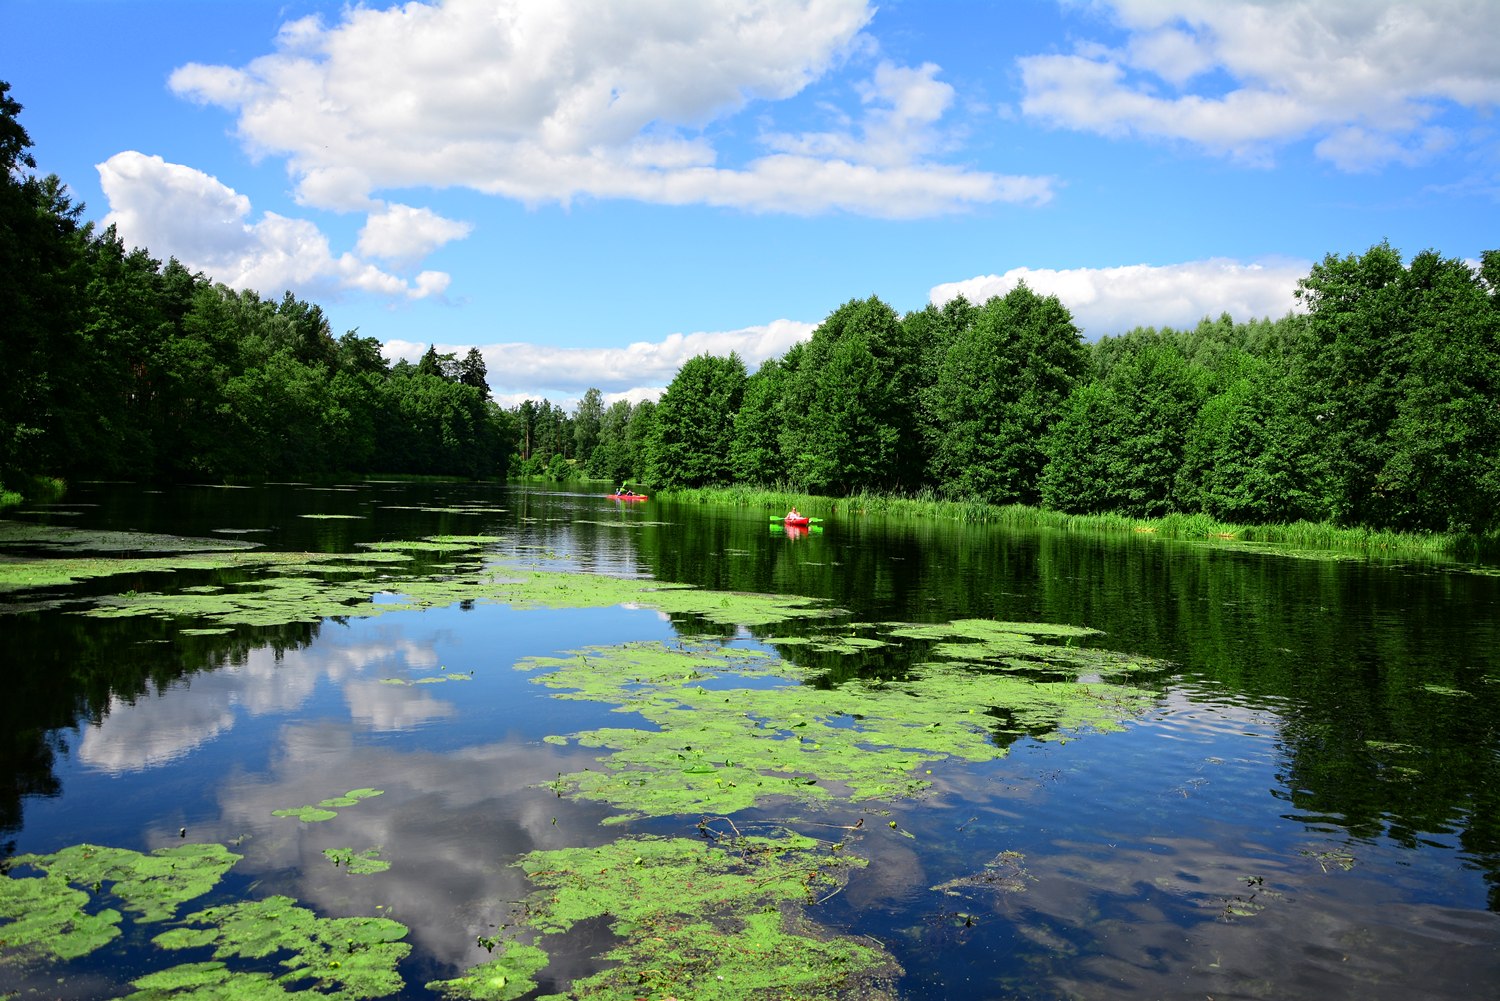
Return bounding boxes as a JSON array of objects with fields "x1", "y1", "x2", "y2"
[
  {"x1": 203, "y1": 720, "x2": 623, "y2": 982},
  {"x1": 79, "y1": 629, "x2": 448, "y2": 773}
]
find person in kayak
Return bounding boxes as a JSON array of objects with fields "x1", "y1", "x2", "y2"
[{"x1": 786, "y1": 506, "x2": 801, "y2": 520}]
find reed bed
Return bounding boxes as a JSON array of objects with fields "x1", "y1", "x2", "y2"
[{"x1": 654, "y1": 484, "x2": 1494, "y2": 559}]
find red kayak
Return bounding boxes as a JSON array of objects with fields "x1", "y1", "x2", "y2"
[
  {"x1": 783, "y1": 514, "x2": 810, "y2": 527},
  {"x1": 608, "y1": 492, "x2": 648, "y2": 501}
]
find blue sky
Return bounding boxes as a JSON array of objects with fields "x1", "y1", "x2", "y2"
[{"x1": 5, "y1": 0, "x2": 1497, "y2": 406}]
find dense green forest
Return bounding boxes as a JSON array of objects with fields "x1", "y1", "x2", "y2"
[
  {"x1": 4, "y1": 79, "x2": 1499, "y2": 535},
  {"x1": 0, "y1": 82, "x2": 511, "y2": 488},
  {"x1": 537, "y1": 248, "x2": 1500, "y2": 535}
]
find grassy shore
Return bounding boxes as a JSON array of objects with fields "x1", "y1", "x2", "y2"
[{"x1": 653, "y1": 484, "x2": 1499, "y2": 560}]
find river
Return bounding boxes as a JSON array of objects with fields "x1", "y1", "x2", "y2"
[{"x1": 1, "y1": 480, "x2": 1496, "y2": 999}]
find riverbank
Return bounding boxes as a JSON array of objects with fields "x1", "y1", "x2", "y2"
[{"x1": 654, "y1": 484, "x2": 1500, "y2": 561}]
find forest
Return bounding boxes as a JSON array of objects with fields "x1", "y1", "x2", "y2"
[
  {"x1": 4, "y1": 79, "x2": 1499, "y2": 534},
  {"x1": 0, "y1": 83, "x2": 510, "y2": 487}
]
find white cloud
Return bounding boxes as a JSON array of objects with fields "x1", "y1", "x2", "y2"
[
  {"x1": 1019, "y1": 0, "x2": 1500, "y2": 170},
  {"x1": 929, "y1": 258, "x2": 1309, "y2": 336},
  {"x1": 97, "y1": 151, "x2": 450, "y2": 301},
  {"x1": 357, "y1": 204, "x2": 474, "y2": 264},
  {"x1": 168, "y1": 0, "x2": 1052, "y2": 216},
  {"x1": 383, "y1": 317, "x2": 816, "y2": 405}
]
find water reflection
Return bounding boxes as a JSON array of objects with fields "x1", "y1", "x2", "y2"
[
  {"x1": 79, "y1": 630, "x2": 455, "y2": 773},
  {"x1": 3, "y1": 481, "x2": 1499, "y2": 998}
]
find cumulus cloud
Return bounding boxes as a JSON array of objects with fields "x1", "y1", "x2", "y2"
[
  {"x1": 384, "y1": 318, "x2": 816, "y2": 405},
  {"x1": 929, "y1": 258, "x2": 1309, "y2": 336},
  {"x1": 1019, "y1": 0, "x2": 1500, "y2": 170},
  {"x1": 356, "y1": 204, "x2": 474, "y2": 264},
  {"x1": 168, "y1": 0, "x2": 1051, "y2": 216},
  {"x1": 97, "y1": 151, "x2": 452, "y2": 300}
]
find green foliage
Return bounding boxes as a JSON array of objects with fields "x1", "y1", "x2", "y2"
[
  {"x1": 1177, "y1": 352, "x2": 1326, "y2": 523},
  {"x1": 779, "y1": 297, "x2": 918, "y2": 494},
  {"x1": 572, "y1": 387, "x2": 603, "y2": 466},
  {"x1": 928, "y1": 285, "x2": 1086, "y2": 504},
  {"x1": 1293, "y1": 243, "x2": 1500, "y2": 532},
  {"x1": 729, "y1": 358, "x2": 787, "y2": 484},
  {"x1": 648, "y1": 352, "x2": 747, "y2": 487},
  {"x1": 0, "y1": 82, "x2": 510, "y2": 486},
  {"x1": 1, "y1": 80, "x2": 1496, "y2": 532},
  {"x1": 1041, "y1": 339, "x2": 1203, "y2": 516}
]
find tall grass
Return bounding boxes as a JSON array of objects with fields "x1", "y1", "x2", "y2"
[
  {"x1": 0, "y1": 475, "x2": 66, "y2": 508},
  {"x1": 654, "y1": 484, "x2": 1493, "y2": 559}
]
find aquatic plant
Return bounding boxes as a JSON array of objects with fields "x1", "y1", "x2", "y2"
[
  {"x1": 322, "y1": 848, "x2": 390, "y2": 875},
  {"x1": 653, "y1": 484, "x2": 1486, "y2": 559},
  {"x1": 140, "y1": 895, "x2": 410, "y2": 999},
  {"x1": 496, "y1": 832, "x2": 901, "y2": 1001},
  {"x1": 425, "y1": 944, "x2": 549, "y2": 1000},
  {"x1": 272, "y1": 788, "x2": 383, "y2": 823},
  {"x1": 0, "y1": 843, "x2": 242, "y2": 962},
  {"x1": 519, "y1": 637, "x2": 1156, "y2": 821}
]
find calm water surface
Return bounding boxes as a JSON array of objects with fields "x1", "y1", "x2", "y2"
[{"x1": 2, "y1": 481, "x2": 1498, "y2": 999}]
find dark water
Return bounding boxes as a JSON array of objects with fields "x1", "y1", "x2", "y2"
[{"x1": 3, "y1": 481, "x2": 1498, "y2": 999}]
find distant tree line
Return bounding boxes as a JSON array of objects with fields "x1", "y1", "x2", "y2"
[
  {"x1": 540, "y1": 245, "x2": 1500, "y2": 535},
  {"x1": 0, "y1": 81, "x2": 511, "y2": 487},
  {"x1": 6, "y1": 79, "x2": 1498, "y2": 533}
]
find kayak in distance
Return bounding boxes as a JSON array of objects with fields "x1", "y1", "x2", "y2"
[{"x1": 607, "y1": 492, "x2": 648, "y2": 501}]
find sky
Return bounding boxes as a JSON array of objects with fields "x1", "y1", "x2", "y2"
[{"x1": 5, "y1": 0, "x2": 1498, "y2": 407}]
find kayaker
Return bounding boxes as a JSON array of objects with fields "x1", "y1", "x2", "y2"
[{"x1": 787, "y1": 506, "x2": 800, "y2": 519}]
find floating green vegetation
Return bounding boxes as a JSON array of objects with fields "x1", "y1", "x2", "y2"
[
  {"x1": 273, "y1": 788, "x2": 383, "y2": 823},
  {"x1": 6, "y1": 526, "x2": 841, "y2": 630},
  {"x1": 80, "y1": 563, "x2": 411, "y2": 626},
  {"x1": 519, "y1": 638, "x2": 1155, "y2": 822},
  {"x1": 323, "y1": 848, "x2": 390, "y2": 875},
  {"x1": 932, "y1": 850, "x2": 1033, "y2": 897},
  {"x1": 0, "y1": 843, "x2": 242, "y2": 961},
  {"x1": 1216, "y1": 875, "x2": 1282, "y2": 921},
  {"x1": 770, "y1": 633, "x2": 890, "y2": 654},
  {"x1": 446, "y1": 831, "x2": 900, "y2": 1001},
  {"x1": 426, "y1": 947, "x2": 549, "y2": 1001},
  {"x1": 297, "y1": 513, "x2": 364, "y2": 520},
  {"x1": 1300, "y1": 847, "x2": 1358, "y2": 872},
  {"x1": 136, "y1": 895, "x2": 410, "y2": 1000},
  {"x1": 377, "y1": 504, "x2": 506, "y2": 515},
  {"x1": 0, "y1": 548, "x2": 409, "y2": 600},
  {"x1": 0, "y1": 520, "x2": 260, "y2": 554},
  {"x1": 357, "y1": 539, "x2": 488, "y2": 553},
  {"x1": 481, "y1": 571, "x2": 836, "y2": 628},
  {"x1": 2, "y1": 840, "x2": 412, "y2": 998},
  {"x1": 883, "y1": 619, "x2": 1155, "y2": 679}
]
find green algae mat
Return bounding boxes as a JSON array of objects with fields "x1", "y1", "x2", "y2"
[{"x1": 1, "y1": 524, "x2": 1164, "y2": 999}]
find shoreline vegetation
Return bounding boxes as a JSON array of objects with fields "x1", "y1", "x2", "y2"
[
  {"x1": 653, "y1": 483, "x2": 1500, "y2": 561},
  {"x1": 5, "y1": 78, "x2": 1498, "y2": 557}
]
